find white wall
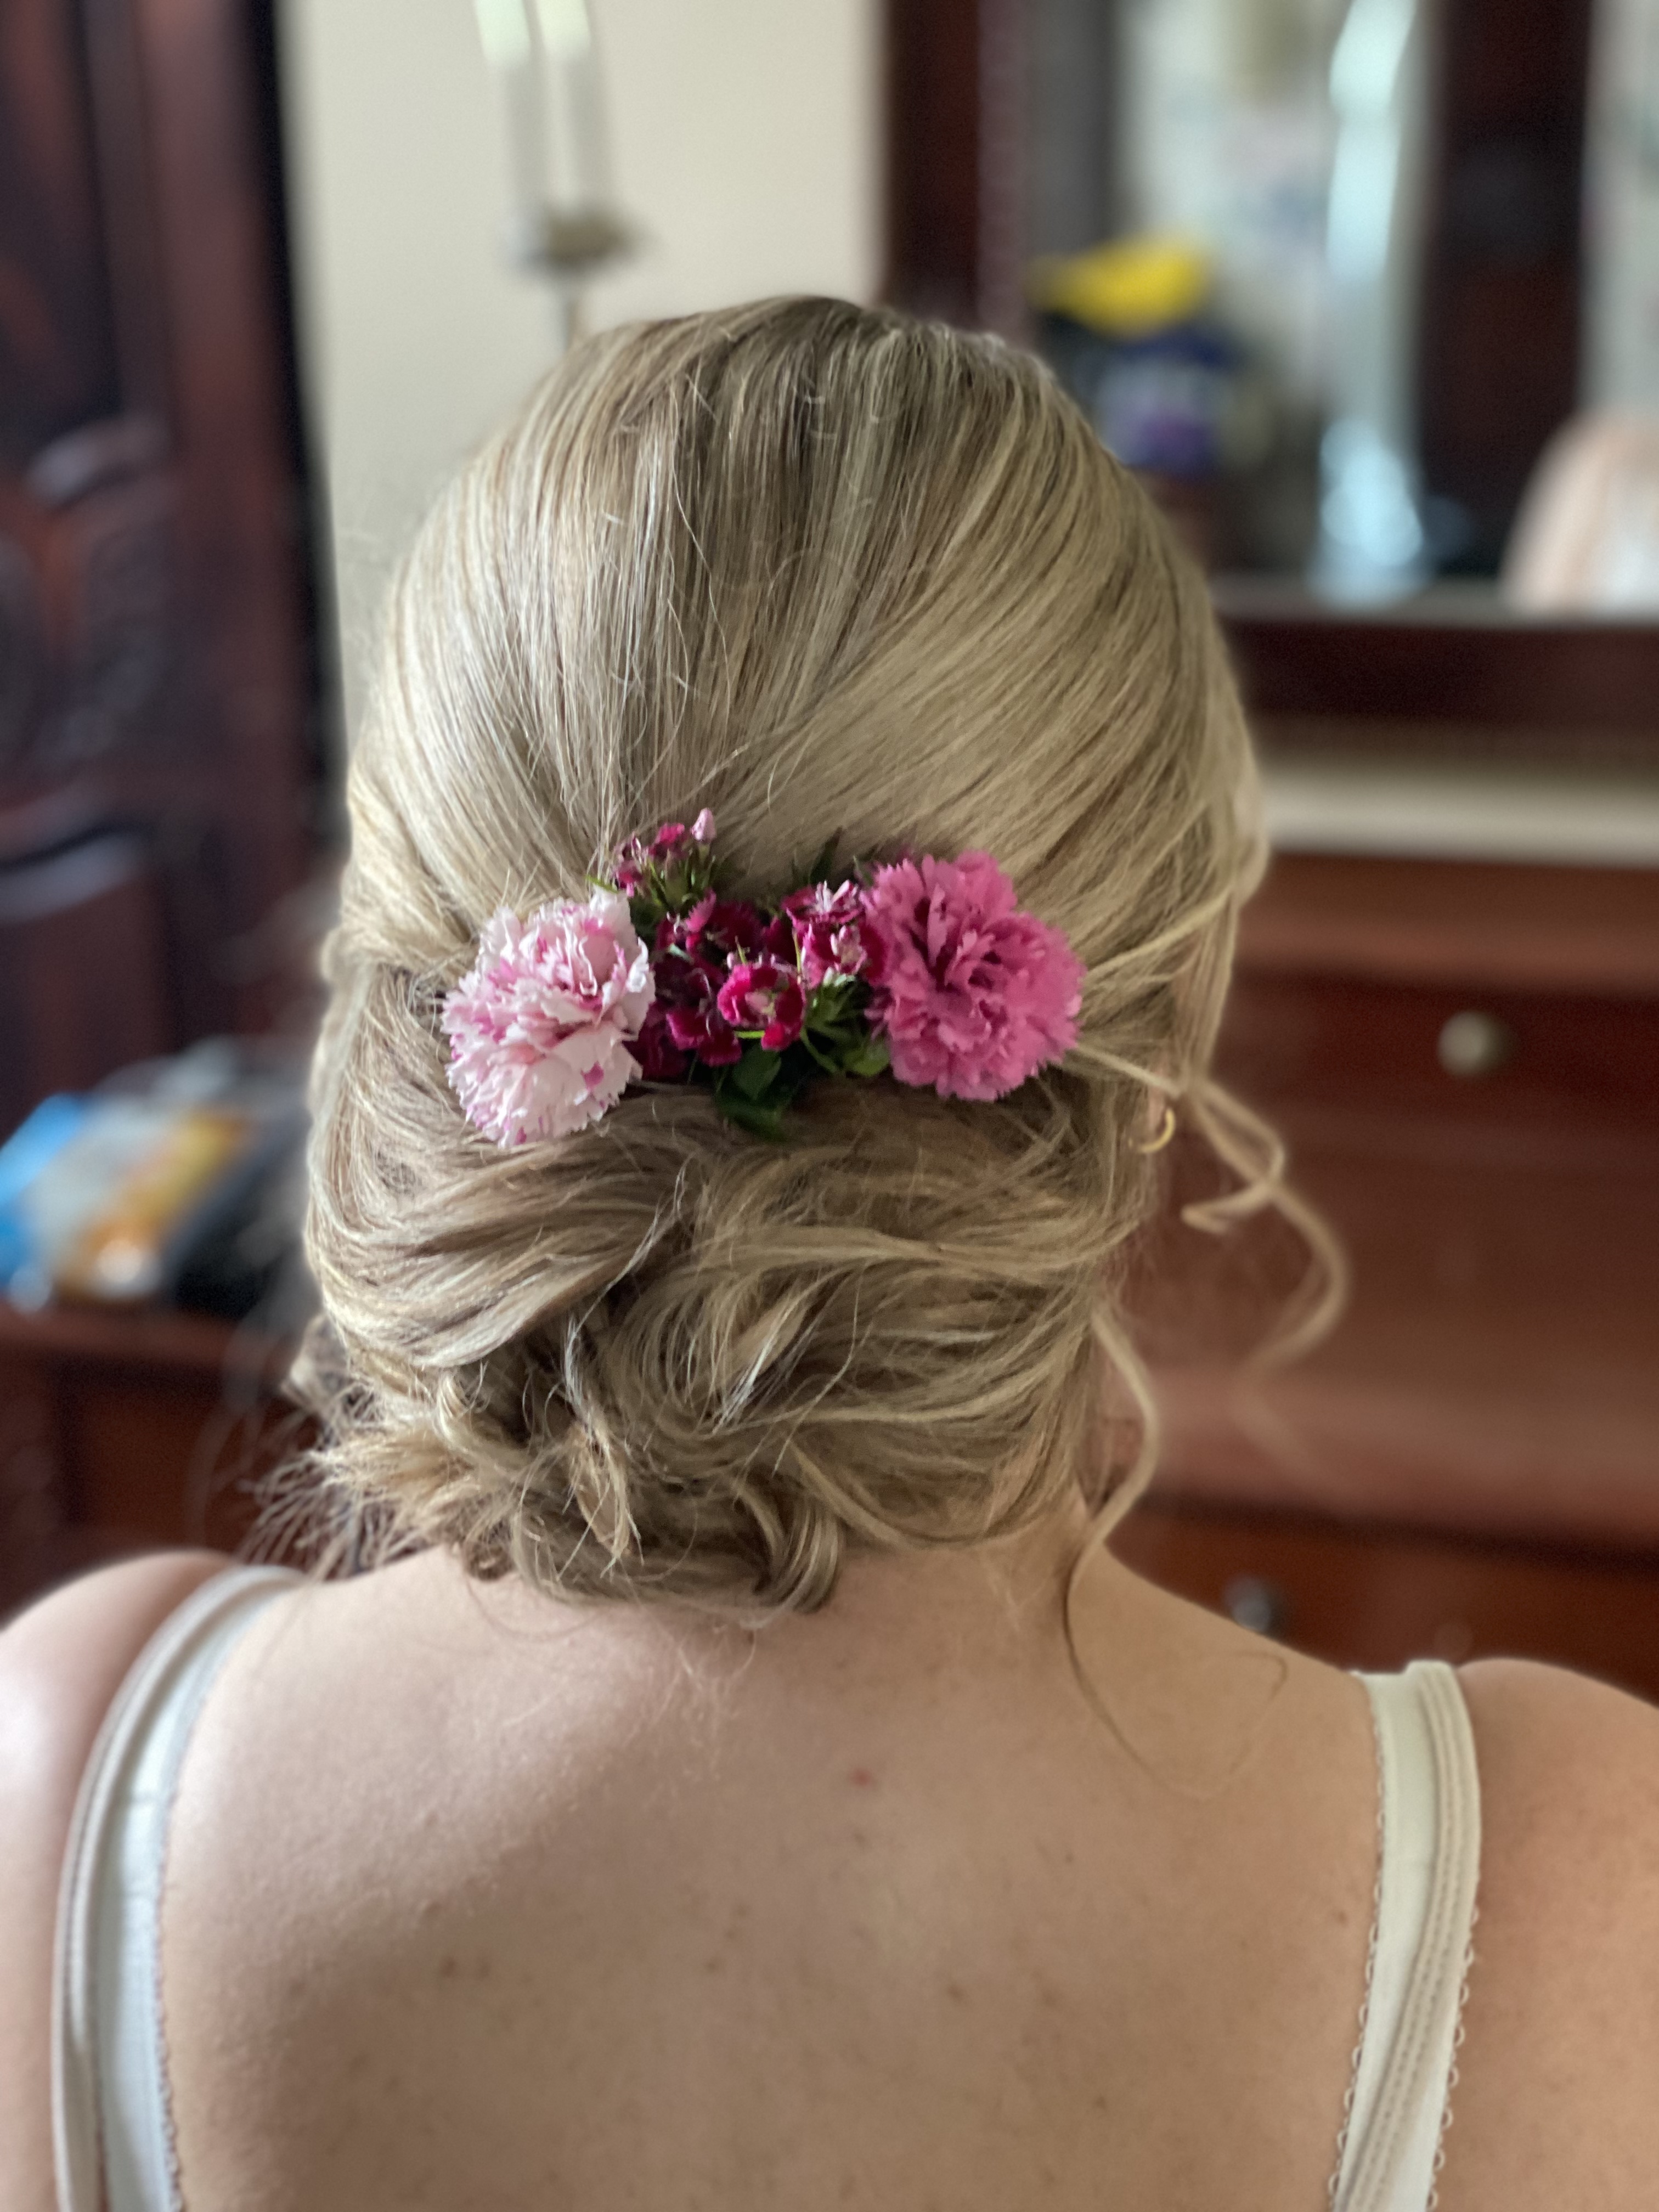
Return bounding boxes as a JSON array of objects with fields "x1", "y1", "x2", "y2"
[{"x1": 278, "y1": 0, "x2": 880, "y2": 740}]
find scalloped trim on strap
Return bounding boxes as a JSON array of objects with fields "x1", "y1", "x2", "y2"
[
  {"x1": 52, "y1": 1565, "x2": 304, "y2": 2212},
  {"x1": 1330, "y1": 1661, "x2": 1483, "y2": 2212}
]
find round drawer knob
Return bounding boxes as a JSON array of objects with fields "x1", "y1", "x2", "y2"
[
  {"x1": 1437, "y1": 1009, "x2": 1515, "y2": 1079},
  {"x1": 1223, "y1": 1575, "x2": 1288, "y2": 1638}
]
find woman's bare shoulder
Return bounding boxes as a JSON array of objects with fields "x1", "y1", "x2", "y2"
[
  {"x1": 0, "y1": 1546, "x2": 238, "y2": 1866},
  {"x1": 1442, "y1": 1658, "x2": 1659, "y2": 2207},
  {"x1": 0, "y1": 1550, "x2": 235, "y2": 2210},
  {"x1": 1459, "y1": 1655, "x2": 1659, "y2": 1878},
  {"x1": 1457, "y1": 1655, "x2": 1659, "y2": 2001}
]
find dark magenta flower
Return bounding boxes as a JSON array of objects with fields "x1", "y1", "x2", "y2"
[
  {"x1": 649, "y1": 909, "x2": 741, "y2": 1067},
  {"x1": 612, "y1": 810, "x2": 716, "y2": 901},
  {"x1": 716, "y1": 960, "x2": 806, "y2": 1050},
  {"x1": 633, "y1": 1000, "x2": 691, "y2": 1080},
  {"x1": 679, "y1": 895, "x2": 792, "y2": 966},
  {"x1": 663, "y1": 963, "x2": 744, "y2": 1065},
  {"x1": 783, "y1": 880, "x2": 888, "y2": 989}
]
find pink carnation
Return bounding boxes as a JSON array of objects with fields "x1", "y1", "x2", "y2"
[
  {"x1": 442, "y1": 891, "x2": 654, "y2": 1144},
  {"x1": 861, "y1": 853, "x2": 1085, "y2": 1101}
]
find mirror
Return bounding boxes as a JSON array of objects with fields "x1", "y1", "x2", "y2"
[
  {"x1": 1023, "y1": 0, "x2": 1629, "y2": 608},
  {"x1": 972, "y1": 0, "x2": 1659, "y2": 621}
]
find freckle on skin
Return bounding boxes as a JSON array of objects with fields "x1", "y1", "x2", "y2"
[
  {"x1": 437, "y1": 1955, "x2": 459, "y2": 1980},
  {"x1": 945, "y1": 1979, "x2": 968, "y2": 2006},
  {"x1": 849, "y1": 1768, "x2": 874, "y2": 1788}
]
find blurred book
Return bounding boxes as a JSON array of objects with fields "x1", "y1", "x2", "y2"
[{"x1": 0, "y1": 1041, "x2": 308, "y2": 1323}]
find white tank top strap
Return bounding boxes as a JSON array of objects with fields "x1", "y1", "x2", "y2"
[
  {"x1": 1331, "y1": 1659, "x2": 1483, "y2": 2212},
  {"x1": 52, "y1": 1562, "x2": 306, "y2": 2212}
]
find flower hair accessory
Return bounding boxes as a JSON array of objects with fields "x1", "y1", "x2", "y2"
[{"x1": 443, "y1": 811, "x2": 1085, "y2": 1143}]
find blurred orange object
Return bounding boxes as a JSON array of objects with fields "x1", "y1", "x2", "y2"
[{"x1": 54, "y1": 1109, "x2": 254, "y2": 1304}]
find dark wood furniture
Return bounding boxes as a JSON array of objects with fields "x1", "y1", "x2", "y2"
[
  {"x1": 1118, "y1": 849, "x2": 1659, "y2": 1699},
  {"x1": 1416, "y1": 0, "x2": 1595, "y2": 569},
  {"x1": 0, "y1": 1301, "x2": 297, "y2": 1620},
  {"x1": 0, "y1": 0, "x2": 320, "y2": 1131}
]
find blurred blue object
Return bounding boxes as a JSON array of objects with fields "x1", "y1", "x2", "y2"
[
  {"x1": 0, "y1": 1095, "x2": 88, "y2": 1293},
  {"x1": 1094, "y1": 322, "x2": 1246, "y2": 479}
]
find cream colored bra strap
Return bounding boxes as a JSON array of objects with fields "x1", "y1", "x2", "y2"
[
  {"x1": 1334, "y1": 1661, "x2": 1482, "y2": 2212},
  {"x1": 52, "y1": 1564, "x2": 304, "y2": 2212}
]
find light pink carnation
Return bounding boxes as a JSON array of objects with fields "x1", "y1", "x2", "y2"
[
  {"x1": 442, "y1": 891, "x2": 654, "y2": 1145},
  {"x1": 861, "y1": 853, "x2": 1085, "y2": 1102}
]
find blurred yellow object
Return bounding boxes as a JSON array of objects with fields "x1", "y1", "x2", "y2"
[
  {"x1": 1028, "y1": 235, "x2": 1211, "y2": 338},
  {"x1": 57, "y1": 1107, "x2": 251, "y2": 1302}
]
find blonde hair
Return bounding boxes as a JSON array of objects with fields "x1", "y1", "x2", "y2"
[{"x1": 294, "y1": 297, "x2": 1336, "y2": 1616}]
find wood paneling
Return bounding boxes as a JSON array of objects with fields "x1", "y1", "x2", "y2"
[
  {"x1": 884, "y1": 0, "x2": 981, "y2": 324},
  {"x1": 0, "y1": 0, "x2": 318, "y2": 1126},
  {"x1": 1237, "y1": 852, "x2": 1659, "y2": 996},
  {"x1": 1114, "y1": 1500, "x2": 1659, "y2": 1702},
  {"x1": 1137, "y1": 853, "x2": 1659, "y2": 1570},
  {"x1": 0, "y1": 1302, "x2": 296, "y2": 1619},
  {"x1": 0, "y1": 0, "x2": 123, "y2": 460},
  {"x1": 1215, "y1": 594, "x2": 1659, "y2": 759},
  {"x1": 1417, "y1": 0, "x2": 1596, "y2": 567},
  {"x1": 0, "y1": 831, "x2": 171, "y2": 1125}
]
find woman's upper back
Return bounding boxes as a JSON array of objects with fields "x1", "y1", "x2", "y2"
[{"x1": 17, "y1": 1534, "x2": 1659, "y2": 2212}]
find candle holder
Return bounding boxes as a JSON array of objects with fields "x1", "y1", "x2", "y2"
[{"x1": 475, "y1": 0, "x2": 635, "y2": 351}]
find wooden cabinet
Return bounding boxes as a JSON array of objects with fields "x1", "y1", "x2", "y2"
[
  {"x1": 0, "y1": 0, "x2": 319, "y2": 1130},
  {"x1": 0, "y1": 1302, "x2": 292, "y2": 1618},
  {"x1": 1134, "y1": 851, "x2": 1659, "y2": 1694},
  {"x1": 1192, "y1": 855, "x2": 1659, "y2": 1521},
  {"x1": 1114, "y1": 1500, "x2": 1659, "y2": 1703}
]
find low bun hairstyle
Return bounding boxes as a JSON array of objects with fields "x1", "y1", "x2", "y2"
[{"x1": 295, "y1": 297, "x2": 1332, "y2": 1617}]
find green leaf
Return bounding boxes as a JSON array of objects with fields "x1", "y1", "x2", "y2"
[
  {"x1": 806, "y1": 973, "x2": 857, "y2": 1014},
  {"x1": 730, "y1": 1046, "x2": 783, "y2": 1101},
  {"x1": 714, "y1": 1087, "x2": 790, "y2": 1139},
  {"x1": 797, "y1": 1029, "x2": 843, "y2": 1076},
  {"x1": 841, "y1": 1035, "x2": 890, "y2": 1079}
]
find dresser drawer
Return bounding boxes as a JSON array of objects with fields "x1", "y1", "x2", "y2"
[
  {"x1": 1115, "y1": 1500, "x2": 1659, "y2": 1702},
  {"x1": 1218, "y1": 971, "x2": 1659, "y2": 1141}
]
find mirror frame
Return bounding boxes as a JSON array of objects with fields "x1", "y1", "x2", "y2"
[{"x1": 883, "y1": 0, "x2": 1659, "y2": 767}]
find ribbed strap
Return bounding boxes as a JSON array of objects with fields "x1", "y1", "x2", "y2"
[
  {"x1": 52, "y1": 1565, "x2": 304, "y2": 2212},
  {"x1": 1333, "y1": 1661, "x2": 1482, "y2": 2212}
]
